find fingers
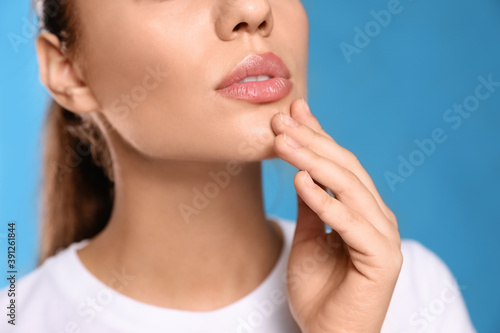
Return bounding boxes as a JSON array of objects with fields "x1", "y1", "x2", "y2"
[
  {"x1": 274, "y1": 99, "x2": 397, "y2": 227},
  {"x1": 289, "y1": 99, "x2": 332, "y2": 140},
  {"x1": 295, "y1": 170, "x2": 403, "y2": 278},
  {"x1": 292, "y1": 191, "x2": 327, "y2": 246},
  {"x1": 291, "y1": 99, "x2": 394, "y2": 223},
  {"x1": 273, "y1": 127, "x2": 394, "y2": 235},
  {"x1": 294, "y1": 170, "x2": 385, "y2": 258}
]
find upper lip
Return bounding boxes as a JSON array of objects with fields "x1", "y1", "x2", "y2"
[{"x1": 216, "y1": 52, "x2": 291, "y2": 90}]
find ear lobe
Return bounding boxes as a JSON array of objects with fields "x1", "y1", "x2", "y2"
[{"x1": 35, "y1": 32, "x2": 100, "y2": 113}]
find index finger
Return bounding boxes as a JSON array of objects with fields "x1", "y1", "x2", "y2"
[{"x1": 289, "y1": 99, "x2": 397, "y2": 225}]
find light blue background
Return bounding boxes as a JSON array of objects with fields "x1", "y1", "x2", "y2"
[{"x1": 1, "y1": 1, "x2": 499, "y2": 332}]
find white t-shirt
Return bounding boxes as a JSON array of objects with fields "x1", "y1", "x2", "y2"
[{"x1": 0, "y1": 216, "x2": 476, "y2": 333}]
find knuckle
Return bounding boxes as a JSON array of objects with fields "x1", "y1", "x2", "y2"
[
  {"x1": 317, "y1": 198, "x2": 342, "y2": 231},
  {"x1": 333, "y1": 204, "x2": 353, "y2": 234},
  {"x1": 304, "y1": 129, "x2": 321, "y2": 149},
  {"x1": 385, "y1": 208, "x2": 396, "y2": 221},
  {"x1": 393, "y1": 249, "x2": 404, "y2": 272},
  {"x1": 378, "y1": 240, "x2": 403, "y2": 274},
  {"x1": 316, "y1": 190, "x2": 333, "y2": 217},
  {"x1": 274, "y1": 134, "x2": 289, "y2": 154},
  {"x1": 342, "y1": 148, "x2": 360, "y2": 165},
  {"x1": 338, "y1": 169, "x2": 363, "y2": 195},
  {"x1": 388, "y1": 237, "x2": 403, "y2": 269},
  {"x1": 380, "y1": 207, "x2": 398, "y2": 228},
  {"x1": 388, "y1": 210, "x2": 398, "y2": 226}
]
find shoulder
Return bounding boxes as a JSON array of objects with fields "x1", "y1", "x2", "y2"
[
  {"x1": 382, "y1": 239, "x2": 476, "y2": 332},
  {"x1": 0, "y1": 248, "x2": 63, "y2": 301},
  {"x1": 0, "y1": 242, "x2": 86, "y2": 331},
  {"x1": 398, "y1": 240, "x2": 470, "y2": 305},
  {"x1": 400, "y1": 239, "x2": 453, "y2": 289}
]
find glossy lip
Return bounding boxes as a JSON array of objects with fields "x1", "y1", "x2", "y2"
[{"x1": 215, "y1": 52, "x2": 293, "y2": 103}]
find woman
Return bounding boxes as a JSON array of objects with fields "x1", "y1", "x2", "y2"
[{"x1": 1, "y1": 0, "x2": 476, "y2": 332}]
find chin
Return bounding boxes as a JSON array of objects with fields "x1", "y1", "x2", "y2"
[{"x1": 239, "y1": 143, "x2": 279, "y2": 163}]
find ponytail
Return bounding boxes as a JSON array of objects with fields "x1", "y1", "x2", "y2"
[
  {"x1": 39, "y1": 101, "x2": 114, "y2": 264},
  {"x1": 35, "y1": 0, "x2": 115, "y2": 264}
]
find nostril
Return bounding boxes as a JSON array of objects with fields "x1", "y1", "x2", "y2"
[
  {"x1": 258, "y1": 21, "x2": 267, "y2": 30},
  {"x1": 233, "y1": 22, "x2": 248, "y2": 32}
]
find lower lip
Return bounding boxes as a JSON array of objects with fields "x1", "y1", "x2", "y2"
[{"x1": 216, "y1": 78, "x2": 293, "y2": 103}]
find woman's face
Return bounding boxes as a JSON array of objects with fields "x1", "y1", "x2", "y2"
[{"x1": 75, "y1": 0, "x2": 309, "y2": 162}]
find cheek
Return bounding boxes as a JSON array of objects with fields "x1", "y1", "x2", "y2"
[
  {"x1": 95, "y1": 62, "x2": 216, "y2": 160},
  {"x1": 82, "y1": 18, "x2": 218, "y2": 158}
]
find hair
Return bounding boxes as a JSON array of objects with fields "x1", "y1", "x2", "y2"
[{"x1": 32, "y1": 0, "x2": 115, "y2": 264}]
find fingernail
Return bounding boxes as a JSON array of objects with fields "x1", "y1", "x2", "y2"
[
  {"x1": 304, "y1": 171, "x2": 316, "y2": 188},
  {"x1": 301, "y1": 98, "x2": 311, "y2": 115},
  {"x1": 280, "y1": 112, "x2": 299, "y2": 127},
  {"x1": 284, "y1": 133, "x2": 302, "y2": 148}
]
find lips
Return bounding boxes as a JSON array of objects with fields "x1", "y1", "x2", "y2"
[{"x1": 215, "y1": 52, "x2": 293, "y2": 103}]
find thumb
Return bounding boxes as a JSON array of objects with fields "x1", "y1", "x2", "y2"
[{"x1": 292, "y1": 171, "x2": 327, "y2": 246}]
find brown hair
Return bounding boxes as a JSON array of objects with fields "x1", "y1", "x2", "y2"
[{"x1": 33, "y1": 0, "x2": 114, "y2": 264}]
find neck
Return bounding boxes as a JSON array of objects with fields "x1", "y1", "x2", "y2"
[{"x1": 78, "y1": 154, "x2": 283, "y2": 311}]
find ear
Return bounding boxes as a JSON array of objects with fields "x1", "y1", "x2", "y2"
[{"x1": 35, "y1": 32, "x2": 100, "y2": 113}]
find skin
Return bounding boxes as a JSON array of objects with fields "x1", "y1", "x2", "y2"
[{"x1": 35, "y1": 0, "x2": 402, "y2": 331}]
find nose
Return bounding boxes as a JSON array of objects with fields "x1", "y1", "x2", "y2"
[{"x1": 214, "y1": 0, "x2": 274, "y2": 41}]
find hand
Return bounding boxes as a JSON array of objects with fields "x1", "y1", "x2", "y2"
[{"x1": 271, "y1": 98, "x2": 403, "y2": 333}]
